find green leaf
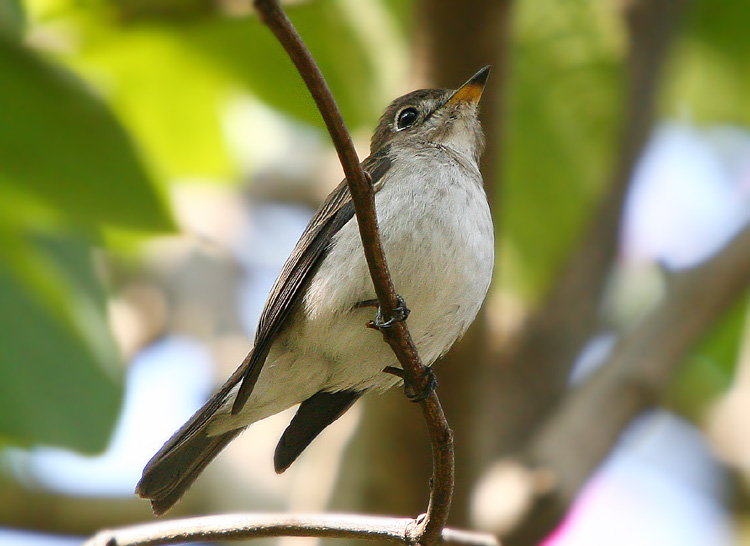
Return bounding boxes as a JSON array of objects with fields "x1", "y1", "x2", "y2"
[
  {"x1": 0, "y1": 29, "x2": 173, "y2": 231},
  {"x1": 0, "y1": 229, "x2": 123, "y2": 453},
  {"x1": 71, "y1": 23, "x2": 235, "y2": 182},
  {"x1": 666, "y1": 294, "x2": 748, "y2": 417},
  {"x1": 0, "y1": 0, "x2": 25, "y2": 39},
  {"x1": 499, "y1": 1, "x2": 624, "y2": 299},
  {"x1": 662, "y1": 2, "x2": 750, "y2": 125},
  {"x1": 68, "y1": 0, "x2": 382, "y2": 177},
  {"x1": 183, "y1": 2, "x2": 381, "y2": 130},
  {"x1": 21, "y1": 0, "x2": 407, "y2": 185}
]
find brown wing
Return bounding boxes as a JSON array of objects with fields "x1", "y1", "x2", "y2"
[
  {"x1": 135, "y1": 151, "x2": 391, "y2": 513},
  {"x1": 231, "y1": 150, "x2": 392, "y2": 413}
]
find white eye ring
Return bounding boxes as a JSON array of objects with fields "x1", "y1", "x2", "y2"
[{"x1": 395, "y1": 107, "x2": 419, "y2": 130}]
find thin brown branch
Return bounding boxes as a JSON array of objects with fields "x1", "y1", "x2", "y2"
[
  {"x1": 82, "y1": 513, "x2": 501, "y2": 546},
  {"x1": 487, "y1": 223, "x2": 750, "y2": 544},
  {"x1": 252, "y1": 1, "x2": 454, "y2": 543}
]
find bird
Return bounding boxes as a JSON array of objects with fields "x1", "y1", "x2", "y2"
[{"x1": 136, "y1": 66, "x2": 495, "y2": 516}]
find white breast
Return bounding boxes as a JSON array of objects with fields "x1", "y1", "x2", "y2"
[{"x1": 298, "y1": 145, "x2": 494, "y2": 392}]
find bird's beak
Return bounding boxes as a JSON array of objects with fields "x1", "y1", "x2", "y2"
[{"x1": 446, "y1": 66, "x2": 491, "y2": 107}]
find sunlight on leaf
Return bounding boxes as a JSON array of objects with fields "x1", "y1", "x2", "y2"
[
  {"x1": 500, "y1": 0, "x2": 623, "y2": 300},
  {"x1": 0, "y1": 228, "x2": 123, "y2": 453},
  {"x1": 0, "y1": 29, "x2": 173, "y2": 231}
]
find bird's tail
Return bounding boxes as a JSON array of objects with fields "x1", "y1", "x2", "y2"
[
  {"x1": 136, "y1": 427, "x2": 241, "y2": 515},
  {"x1": 136, "y1": 379, "x2": 245, "y2": 516}
]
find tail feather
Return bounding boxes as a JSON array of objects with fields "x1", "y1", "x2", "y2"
[
  {"x1": 274, "y1": 389, "x2": 362, "y2": 473},
  {"x1": 137, "y1": 373, "x2": 363, "y2": 514},
  {"x1": 136, "y1": 371, "x2": 247, "y2": 515},
  {"x1": 137, "y1": 428, "x2": 241, "y2": 516}
]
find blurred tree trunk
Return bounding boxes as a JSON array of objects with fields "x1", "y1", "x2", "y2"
[
  {"x1": 330, "y1": 0, "x2": 513, "y2": 529},
  {"x1": 478, "y1": 0, "x2": 681, "y2": 469},
  {"x1": 331, "y1": 0, "x2": 679, "y2": 540}
]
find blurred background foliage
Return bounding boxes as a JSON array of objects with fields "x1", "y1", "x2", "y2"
[{"x1": 1, "y1": 0, "x2": 750, "y2": 542}]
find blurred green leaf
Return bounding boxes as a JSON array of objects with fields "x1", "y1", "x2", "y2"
[
  {"x1": 61, "y1": 0, "x2": 383, "y2": 183},
  {"x1": 667, "y1": 294, "x2": 748, "y2": 417},
  {"x1": 500, "y1": 1, "x2": 623, "y2": 299},
  {"x1": 71, "y1": 22, "x2": 235, "y2": 183},
  {"x1": 381, "y1": 0, "x2": 414, "y2": 36},
  {"x1": 0, "y1": 229, "x2": 123, "y2": 453},
  {"x1": 499, "y1": 1, "x2": 750, "y2": 301},
  {"x1": 0, "y1": 29, "x2": 173, "y2": 231},
  {"x1": 0, "y1": 0, "x2": 25, "y2": 38},
  {"x1": 661, "y1": 1, "x2": 750, "y2": 124},
  {"x1": 184, "y1": 2, "x2": 380, "y2": 130}
]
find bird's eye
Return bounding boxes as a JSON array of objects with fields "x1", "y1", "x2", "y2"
[{"x1": 396, "y1": 107, "x2": 419, "y2": 130}]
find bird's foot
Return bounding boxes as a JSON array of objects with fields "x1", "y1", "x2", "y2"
[
  {"x1": 383, "y1": 365, "x2": 438, "y2": 402},
  {"x1": 363, "y1": 295, "x2": 410, "y2": 330}
]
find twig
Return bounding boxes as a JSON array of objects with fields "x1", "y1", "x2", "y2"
[
  {"x1": 488, "y1": 223, "x2": 750, "y2": 544},
  {"x1": 82, "y1": 514, "x2": 500, "y2": 546},
  {"x1": 252, "y1": 1, "x2": 453, "y2": 544}
]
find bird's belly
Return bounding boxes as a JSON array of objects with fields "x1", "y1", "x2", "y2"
[{"x1": 300, "y1": 163, "x2": 494, "y2": 392}]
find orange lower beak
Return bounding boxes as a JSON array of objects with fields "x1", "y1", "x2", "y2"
[{"x1": 446, "y1": 66, "x2": 491, "y2": 107}]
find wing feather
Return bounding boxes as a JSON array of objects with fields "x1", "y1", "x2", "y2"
[{"x1": 232, "y1": 151, "x2": 392, "y2": 412}]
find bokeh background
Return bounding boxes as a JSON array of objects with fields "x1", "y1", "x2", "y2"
[{"x1": 1, "y1": 0, "x2": 750, "y2": 545}]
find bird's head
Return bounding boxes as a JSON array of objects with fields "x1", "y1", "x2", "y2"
[{"x1": 371, "y1": 66, "x2": 490, "y2": 164}]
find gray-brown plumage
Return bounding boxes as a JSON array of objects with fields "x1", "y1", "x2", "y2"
[{"x1": 136, "y1": 67, "x2": 494, "y2": 515}]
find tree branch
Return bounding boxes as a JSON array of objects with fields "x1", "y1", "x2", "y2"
[
  {"x1": 82, "y1": 514, "x2": 500, "y2": 546},
  {"x1": 479, "y1": 0, "x2": 685, "y2": 462},
  {"x1": 479, "y1": 223, "x2": 750, "y2": 544},
  {"x1": 250, "y1": 1, "x2": 453, "y2": 544}
]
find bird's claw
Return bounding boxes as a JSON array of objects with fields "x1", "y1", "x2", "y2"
[
  {"x1": 367, "y1": 295, "x2": 410, "y2": 330},
  {"x1": 383, "y1": 365, "x2": 438, "y2": 403},
  {"x1": 405, "y1": 366, "x2": 438, "y2": 402}
]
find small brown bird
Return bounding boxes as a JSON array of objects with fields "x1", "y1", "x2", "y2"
[{"x1": 137, "y1": 67, "x2": 494, "y2": 515}]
